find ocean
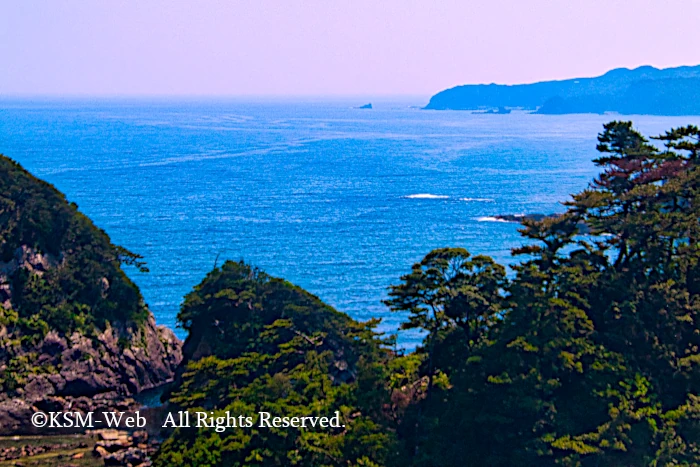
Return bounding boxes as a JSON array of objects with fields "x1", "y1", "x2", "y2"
[{"x1": 2, "y1": 98, "x2": 698, "y2": 347}]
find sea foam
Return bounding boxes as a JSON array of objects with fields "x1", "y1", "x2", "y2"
[{"x1": 404, "y1": 194, "x2": 449, "y2": 199}]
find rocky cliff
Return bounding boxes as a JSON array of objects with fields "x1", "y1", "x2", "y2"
[{"x1": 0, "y1": 155, "x2": 182, "y2": 434}]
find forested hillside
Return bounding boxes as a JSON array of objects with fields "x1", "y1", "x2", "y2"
[
  {"x1": 156, "y1": 122, "x2": 700, "y2": 466},
  {"x1": 0, "y1": 156, "x2": 181, "y2": 434},
  {"x1": 154, "y1": 261, "x2": 403, "y2": 466}
]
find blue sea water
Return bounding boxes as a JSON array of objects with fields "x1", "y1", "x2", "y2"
[{"x1": 1, "y1": 98, "x2": 698, "y2": 348}]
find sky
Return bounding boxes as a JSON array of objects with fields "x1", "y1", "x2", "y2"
[{"x1": 2, "y1": 0, "x2": 700, "y2": 97}]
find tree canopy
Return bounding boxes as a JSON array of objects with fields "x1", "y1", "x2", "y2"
[
  {"x1": 155, "y1": 261, "x2": 401, "y2": 467},
  {"x1": 157, "y1": 122, "x2": 700, "y2": 466},
  {"x1": 386, "y1": 122, "x2": 700, "y2": 466},
  {"x1": 0, "y1": 155, "x2": 149, "y2": 339}
]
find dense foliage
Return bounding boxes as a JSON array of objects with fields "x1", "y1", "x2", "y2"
[
  {"x1": 0, "y1": 155, "x2": 148, "y2": 340},
  {"x1": 157, "y1": 122, "x2": 700, "y2": 466},
  {"x1": 388, "y1": 122, "x2": 700, "y2": 466},
  {"x1": 154, "y1": 261, "x2": 401, "y2": 466}
]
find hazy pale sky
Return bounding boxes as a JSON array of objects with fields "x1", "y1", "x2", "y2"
[{"x1": 2, "y1": 0, "x2": 700, "y2": 97}]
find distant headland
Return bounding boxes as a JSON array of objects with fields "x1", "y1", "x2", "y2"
[{"x1": 425, "y1": 65, "x2": 700, "y2": 115}]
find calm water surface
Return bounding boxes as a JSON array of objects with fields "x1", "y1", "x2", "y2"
[{"x1": 2, "y1": 98, "x2": 698, "y2": 347}]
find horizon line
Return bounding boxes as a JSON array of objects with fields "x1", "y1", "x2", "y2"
[{"x1": 0, "y1": 93, "x2": 431, "y2": 100}]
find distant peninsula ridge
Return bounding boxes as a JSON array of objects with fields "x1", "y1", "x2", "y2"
[{"x1": 425, "y1": 65, "x2": 700, "y2": 115}]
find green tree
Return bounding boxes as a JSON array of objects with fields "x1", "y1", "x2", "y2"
[
  {"x1": 155, "y1": 261, "x2": 401, "y2": 467},
  {"x1": 384, "y1": 248, "x2": 506, "y2": 384},
  {"x1": 388, "y1": 122, "x2": 700, "y2": 466}
]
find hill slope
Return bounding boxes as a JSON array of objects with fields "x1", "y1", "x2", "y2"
[
  {"x1": 0, "y1": 155, "x2": 182, "y2": 434},
  {"x1": 154, "y1": 260, "x2": 402, "y2": 466}
]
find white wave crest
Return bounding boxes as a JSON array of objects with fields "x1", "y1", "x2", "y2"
[
  {"x1": 404, "y1": 194, "x2": 449, "y2": 199},
  {"x1": 476, "y1": 216, "x2": 509, "y2": 223}
]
